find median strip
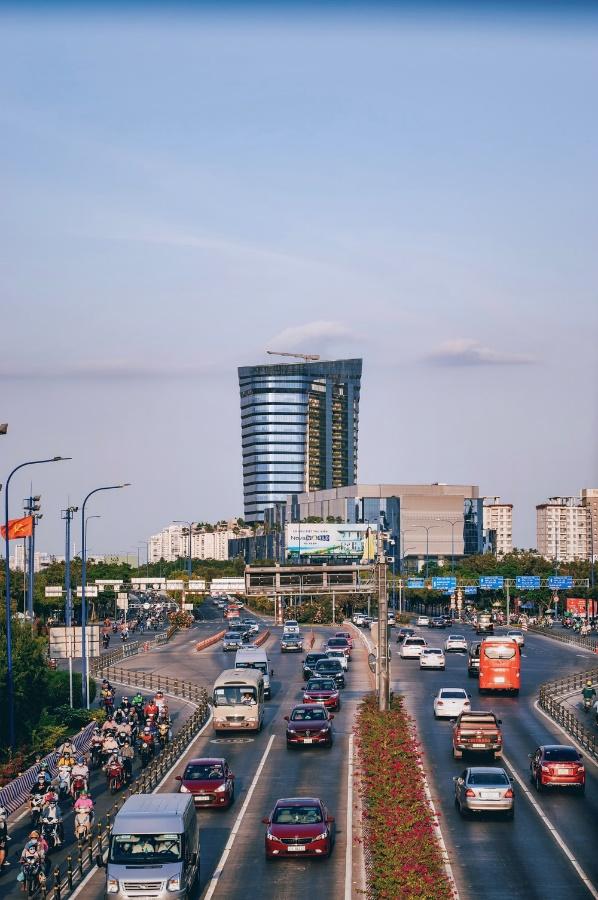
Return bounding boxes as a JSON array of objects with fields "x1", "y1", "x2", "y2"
[{"x1": 195, "y1": 629, "x2": 227, "y2": 651}]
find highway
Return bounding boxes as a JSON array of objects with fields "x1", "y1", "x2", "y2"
[{"x1": 395, "y1": 623, "x2": 598, "y2": 900}]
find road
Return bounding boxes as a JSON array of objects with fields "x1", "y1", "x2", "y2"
[
  {"x1": 394, "y1": 623, "x2": 598, "y2": 900},
  {"x1": 64, "y1": 607, "x2": 370, "y2": 899}
]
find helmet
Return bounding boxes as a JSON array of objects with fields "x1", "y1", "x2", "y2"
[
  {"x1": 587, "y1": 681, "x2": 593, "y2": 687},
  {"x1": 102, "y1": 679, "x2": 108, "y2": 684},
  {"x1": 29, "y1": 831, "x2": 40, "y2": 839},
  {"x1": 156, "y1": 690, "x2": 163, "y2": 697},
  {"x1": 37, "y1": 774, "x2": 45, "y2": 783},
  {"x1": 144, "y1": 726, "x2": 150, "y2": 733},
  {"x1": 40, "y1": 762, "x2": 49, "y2": 771},
  {"x1": 77, "y1": 756, "x2": 85, "y2": 764}
]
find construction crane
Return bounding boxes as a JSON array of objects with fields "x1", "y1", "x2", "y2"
[{"x1": 266, "y1": 350, "x2": 320, "y2": 362}]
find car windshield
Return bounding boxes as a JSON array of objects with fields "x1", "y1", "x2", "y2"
[
  {"x1": 467, "y1": 772, "x2": 509, "y2": 786},
  {"x1": 440, "y1": 690, "x2": 467, "y2": 699},
  {"x1": 449, "y1": 635, "x2": 465, "y2": 641},
  {"x1": 483, "y1": 645, "x2": 516, "y2": 660},
  {"x1": 284, "y1": 635, "x2": 301, "y2": 642},
  {"x1": 213, "y1": 686, "x2": 257, "y2": 707},
  {"x1": 315, "y1": 661, "x2": 340, "y2": 671},
  {"x1": 110, "y1": 834, "x2": 182, "y2": 864},
  {"x1": 424, "y1": 649, "x2": 443, "y2": 655},
  {"x1": 543, "y1": 748, "x2": 580, "y2": 761},
  {"x1": 327, "y1": 639, "x2": 348, "y2": 648},
  {"x1": 184, "y1": 764, "x2": 224, "y2": 780},
  {"x1": 272, "y1": 805, "x2": 322, "y2": 825},
  {"x1": 235, "y1": 661, "x2": 268, "y2": 675},
  {"x1": 508, "y1": 631, "x2": 522, "y2": 637},
  {"x1": 406, "y1": 639, "x2": 425, "y2": 646},
  {"x1": 290, "y1": 708, "x2": 327, "y2": 721},
  {"x1": 224, "y1": 632, "x2": 241, "y2": 640},
  {"x1": 305, "y1": 654, "x2": 325, "y2": 665},
  {"x1": 307, "y1": 679, "x2": 336, "y2": 691}
]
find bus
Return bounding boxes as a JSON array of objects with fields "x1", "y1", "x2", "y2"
[
  {"x1": 478, "y1": 636, "x2": 520, "y2": 695},
  {"x1": 212, "y1": 668, "x2": 264, "y2": 733},
  {"x1": 234, "y1": 647, "x2": 273, "y2": 699}
]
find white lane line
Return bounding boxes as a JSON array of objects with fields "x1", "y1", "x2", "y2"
[
  {"x1": 533, "y1": 699, "x2": 598, "y2": 771},
  {"x1": 202, "y1": 734, "x2": 276, "y2": 900},
  {"x1": 502, "y1": 752, "x2": 598, "y2": 900},
  {"x1": 344, "y1": 733, "x2": 354, "y2": 900}
]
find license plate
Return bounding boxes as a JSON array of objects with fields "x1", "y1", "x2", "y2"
[
  {"x1": 557, "y1": 768, "x2": 569, "y2": 776},
  {"x1": 494, "y1": 676, "x2": 505, "y2": 683},
  {"x1": 287, "y1": 845, "x2": 306, "y2": 852},
  {"x1": 472, "y1": 743, "x2": 486, "y2": 749},
  {"x1": 480, "y1": 791, "x2": 496, "y2": 800},
  {"x1": 302, "y1": 738, "x2": 313, "y2": 744},
  {"x1": 196, "y1": 795, "x2": 210, "y2": 801}
]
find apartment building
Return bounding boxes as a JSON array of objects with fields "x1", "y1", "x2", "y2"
[
  {"x1": 483, "y1": 499, "x2": 513, "y2": 556},
  {"x1": 148, "y1": 522, "x2": 252, "y2": 563},
  {"x1": 536, "y1": 496, "x2": 589, "y2": 562}
]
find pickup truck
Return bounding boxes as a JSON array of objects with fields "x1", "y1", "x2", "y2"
[{"x1": 452, "y1": 710, "x2": 503, "y2": 759}]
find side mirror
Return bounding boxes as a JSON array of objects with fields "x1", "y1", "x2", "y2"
[
  {"x1": 329, "y1": 714, "x2": 335, "y2": 721},
  {"x1": 284, "y1": 715, "x2": 289, "y2": 721},
  {"x1": 175, "y1": 775, "x2": 182, "y2": 781},
  {"x1": 261, "y1": 817, "x2": 270, "y2": 825},
  {"x1": 326, "y1": 815, "x2": 335, "y2": 823},
  {"x1": 207, "y1": 698, "x2": 213, "y2": 707},
  {"x1": 497, "y1": 719, "x2": 502, "y2": 725}
]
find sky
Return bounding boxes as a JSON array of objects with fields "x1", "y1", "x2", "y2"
[{"x1": 1, "y1": 4, "x2": 597, "y2": 555}]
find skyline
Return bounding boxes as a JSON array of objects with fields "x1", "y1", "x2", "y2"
[{"x1": 2, "y1": 7, "x2": 597, "y2": 553}]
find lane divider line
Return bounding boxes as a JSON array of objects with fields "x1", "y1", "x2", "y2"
[
  {"x1": 502, "y1": 752, "x2": 598, "y2": 900},
  {"x1": 202, "y1": 734, "x2": 276, "y2": 900},
  {"x1": 344, "y1": 733, "x2": 354, "y2": 900}
]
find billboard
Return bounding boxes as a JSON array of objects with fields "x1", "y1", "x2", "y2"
[
  {"x1": 285, "y1": 523, "x2": 378, "y2": 561},
  {"x1": 566, "y1": 598, "x2": 597, "y2": 617},
  {"x1": 49, "y1": 625, "x2": 101, "y2": 659}
]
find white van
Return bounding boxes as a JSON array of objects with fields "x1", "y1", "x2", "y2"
[
  {"x1": 283, "y1": 620, "x2": 300, "y2": 634},
  {"x1": 234, "y1": 647, "x2": 273, "y2": 699},
  {"x1": 212, "y1": 668, "x2": 264, "y2": 733}
]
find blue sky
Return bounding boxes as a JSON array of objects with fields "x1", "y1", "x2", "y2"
[{"x1": 1, "y1": 7, "x2": 597, "y2": 554}]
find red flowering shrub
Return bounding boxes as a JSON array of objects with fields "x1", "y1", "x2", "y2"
[{"x1": 355, "y1": 695, "x2": 455, "y2": 900}]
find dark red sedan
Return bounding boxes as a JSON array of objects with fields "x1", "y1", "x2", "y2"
[
  {"x1": 263, "y1": 797, "x2": 335, "y2": 859},
  {"x1": 302, "y1": 677, "x2": 341, "y2": 711},
  {"x1": 175, "y1": 757, "x2": 235, "y2": 807},
  {"x1": 529, "y1": 745, "x2": 585, "y2": 792},
  {"x1": 285, "y1": 705, "x2": 334, "y2": 748}
]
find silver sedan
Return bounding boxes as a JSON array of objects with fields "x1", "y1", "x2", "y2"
[{"x1": 454, "y1": 767, "x2": 514, "y2": 818}]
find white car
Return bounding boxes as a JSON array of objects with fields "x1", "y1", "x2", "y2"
[
  {"x1": 399, "y1": 636, "x2": 428, "y2": 658},
  {"x1": 326, "y1": 648, "x2": 349, "y2": 670},
  {"x1": 283, "y1": 620, "x2": 300, "y2": 634},
  {"x1": 445, "y1": 634, "x2": 468, "y2": 653},
  {"x1": 388, "y1": 612, "x2": 396, "y2": 626},
  {"x1": 352, "y1": 613, "x2": 365, "y2": 626},
  {"x1": 419, "y1": 648, "x2": 445, "y2": 669},
  {"x1": 416, "y1": 616, "x2": 430, "y2": 627},
  {"x1": 506, "y1": 630, "x2": 525, "y2": 647},
  {"x1": 433, "y1": 687, "x2": 471, "y2": 719}
]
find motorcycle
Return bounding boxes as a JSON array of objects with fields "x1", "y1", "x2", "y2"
[
  {"x1": 106, "y1": 760, "x2": 125, "y2": 794},
  {"x1": 102, "y1": 635, "x2": 110, "y2": 650},
  {"x1": 583, "y1": 696, "x2": 593, "y2": 714},
  {"x1": 71, "y1": 775, "x2": 87, "y2": 803},
  {"x1": 139, "y1": 742, "x2": 153, "y2": 769},
  {"x1": 57, "y1": 770, "x2": 71, "y2": 804},
  {"x1": 41, "y1": 818, "x2": 62, "y2": 852},
  {"x1": 74, "y1": 809, "x2": 93, "y2": 845},
  {"x1": 90, "y1": 743, "x2": 102, "y2": 770},
  {"x1": 20, "y1": 858, "x2": 45, "y2": 896},
  {"x1": 157, "y1": 723, "x2": 170, "y2": 749},
  {"x1": 30, "y1": 795, "x2": 44, "y2": 828}
]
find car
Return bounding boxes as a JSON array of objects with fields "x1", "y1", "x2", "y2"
[
  {"x1": 506, "y1": 629, "x2": 525, "y2": 647},
  {"x1": 396, "y1": 627, "x2": 415, "y2": 644},
  {"x1": 445, "y1": 634, "x2": 468, "y2": 653},
  {"x1": 303, "y1": 652, "x2": 327, "y2": 680},
  {"x1": 262, "y1": 797, "x2": 335, "y2": 858},
  {"x1": 419, "y1": 648, "x2": 446, "y2": 669},
  {"x1": 175, "y1": 757, "x2": 235, "y2": 808},
  {"x1": 387, "y1": 611, "x2": 396, "y2": 626},
  {"x1": 529, "y1": 745, "x2": 585, "y2": 793},
  {"x1": 222, "y1": 631, "x2": 244, "y2": 651},
  {"x1": 467, "y1": 641, "x2": 481, "y2": 677},
  {"x1": 323, "y1": 637, "x2": 351, "y2": 657},
  {"x1": 229, "y1": 623, "x2": 251, "y2": 642},
  {"x1": 281, "y1": 633, "x2": 304, "y2": 653},
  {"x1": 429, "y1": 617, "x2": 446, "y2": 629},
  {"x1": 313, "y1": 658, "x2": 345, "y2": 688},
  {"x1": 242, "y1": 619, "x2": 260, "y2": 635},
  {"x1": 452, "y1": 711, "x2": 503, "y2": 760},
  {"x1": 284, "y1": 704, "x2": 334, "y2": 748},
  {"x1": 325, "y1": 648, "x2": 348, "y2": 671},
  {"x1": 283, "y1": 620, "x2": 300, "y2": 634},
  {"x1": 453, "y1": 767, "x2": 514, "y2": 819},
  {"x1": 433, "y1": 688, "x2": 471, "y2": 719},
  {"x1": 399, "y1": 636, "x2": 428, "y2": 658},
  {"x1": 352, "y1": 613, "x2": 366, "y2": 626},
  {"x1": 303, "y1": 677, "x2": 341, "y2": 711},
  {"x1": 334, "y1": 631, "x2": 354, "y2": 649},
  {"x1": 416, "y1": 616, "x2": 430, "y2": 627}
]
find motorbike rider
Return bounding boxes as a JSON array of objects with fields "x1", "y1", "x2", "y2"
[
  {"x1": 120, "y1": 696, "x2": 132, "y2": 715},
  {"x1": 154, "y1": 690, "x2": 167, "y2": 712},
  {"x1": 91, "y1": 726, "x2": 104, "y2": 751},
  {"x1": 70, "y1": 756, "x2": 89, "y2": 796},
  {"x1": 41, "y1": 794, "x2": 63, "y2": 847},
  {"x1": 73, "y1": 789, "x2": 94, "y2": 821},
  {"x1": 582, "y1": 681, "x2": 596, "y2": 707},
  {"x1": 102, "y1": 714, "x2": 117, "y2": 734},
  {"x1": 0, "y1": 804, "x2": 8, "y2": 869},
  {"x1": 38, "y1": 761, "x2": 52, "y2": 787},
  {"x1": 139, "y1": 726, "x2": 155, "y2": 755},
  {"x1": 131, "y1": 691, "x2": 144, "y2": 711},
  {"x1": 102, "y1": 733, "x2": 119, "y2": 761},
  {"x1": 120, "y1": 740, "x2": 135, "y2": 782},
  {"x1": 19, "y1": 838, "x2": 45, "y2": 884},
  {"x1": 143, "y1": 698, "x2": 159, "y2": 720}
]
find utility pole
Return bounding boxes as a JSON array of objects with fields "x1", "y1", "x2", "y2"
[{"x1": 377, "y1": 524, "x2": 390, "y2": 712}]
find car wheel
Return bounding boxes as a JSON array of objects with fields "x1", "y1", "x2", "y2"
[
  {"x1": 458, "y1": 799, "x2": 468, "y2": 818},
  {"x1": 535, "y1": 774, "x2": 543, "y2": 793},
  {"x1": 336, "y1": 700, "x2": 341, "y2": 711}
]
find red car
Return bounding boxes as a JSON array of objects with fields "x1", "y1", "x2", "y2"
[
  {"x1": 529, "y1": 745, "x2": 585, "y2": 793},
  {"x1": 303, "y1": 677, "x2": 341, "y2": 711},
  {"x1": 324, "y1": 637, "x2": 351, "y2": 658},
  {"x1": 334, "y1": 631, "x2": 354, "y2": 650},
  {"x1": 175, "y1": 757, "x2": 235, "y2": 807},
  {"x1": 285, "y1": 705, "x2": 334, "y2": 748},
  {"x1": 263, "y1": 797, "x2": 335, "y2": 859}
]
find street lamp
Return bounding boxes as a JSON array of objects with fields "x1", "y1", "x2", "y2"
[
  {"x1": 435, "y1": 518, "x2": 460, "y2": 572},
  {"x1": 80, "y1": 483, "x2": 130, "y2": 708},
  {"x1": 403, "y1": 525, "x2": 441, "y2": 577},
  {"x1": 4, "y1": 456, "x2": 71, "y2": 747}
]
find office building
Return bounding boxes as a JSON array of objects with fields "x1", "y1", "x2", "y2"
[
  {"x1": 483, "y1": 499, "x2": 513, "y2": 556},
  {"x1": 11, "y1": 547, "x2": 65, "y2": 572},
  {"x1": 238, "y1": 358, "x2": 362, "y2": 523},
  {"x1": 536, "y1": 496, "x2": 590, "y2": 562}
]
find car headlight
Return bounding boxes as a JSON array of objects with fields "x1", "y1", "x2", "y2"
[
  {"x1": 179, "y1": 783, "x2": 190, "y2": 793},
  {"x1": 266, "y1": 830, "x2": 283, "y2": 842},
  {"x1": 167, "y1": 875, "x2": 181, "y2": 891},
  {"x1": 214, "y1": 783, "x2": 227, "y2": 793},
  {"x1": 287, "y1": 727, "x2": 297, "y2": 734},
  {"x1": 107, "y1": 879, "x2": 119, "y2": 894},
  {"x1": 319, "y1": 728, "x2": 329, "y2": 734},
  {"x1": 314, "y1": 831, "x2": 328, "y2": 841}
]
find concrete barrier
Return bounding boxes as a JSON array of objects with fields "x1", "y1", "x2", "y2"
[
  {"x1": 254, "y1": 629, "x2": 271, "y2": 647},
  {"x1": 195, "y1": 629, "x2": 227, "y2": 651}
]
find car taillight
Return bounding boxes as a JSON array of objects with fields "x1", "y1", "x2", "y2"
[
  {"x1": 464, "y1": 701, "x2": 470, "y2": 706},
  {"x1": 437, "y1": 700, "x2": 444, "y2": 706},
  {"x1": 504, "y1": 788, "x2": 514, "y2": 798},
  {"x1": 465, "y1": 789, "x2": 476, "y2": 798}
]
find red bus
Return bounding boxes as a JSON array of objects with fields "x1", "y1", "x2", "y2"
[{"x1": 478, "y1": 637, "x2": 520, "y2": 696}]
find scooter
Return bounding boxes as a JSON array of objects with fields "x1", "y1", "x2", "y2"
[
  {"x1": 30, "y1": 795, "x2": 44, "y2": 828},
  {"x1": 74, "y1": 809, "x2": 93, "y2": 845},
  {"x1": 106, "y1": 760, "x2": 125, "y2": 795},
  {"x1": 71, "y1": 775, "x2": 87, "y2": 804},
  {"x1": 41, "y1": 817, "x2": 62, "y2": 853},
  {"x1": 139, "y1": 742, "x2": 153, "y2": 769},
  {"x1": 90, "y1": 743, "x2": 103, "y2": 770},
  {"x1": 583, "y1": 696, "x2": 593, "y2": 714},
  {"x1": 20, "y1": 857, "x2": 45, "y2": 896}
]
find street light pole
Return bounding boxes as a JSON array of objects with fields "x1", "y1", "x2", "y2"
[
  {"x1": 4, "y1": 456, "x2": 70, "y2": 747},
  {"x1": 435, "y1": 518, "x2": 460, "y2": 572},
  {"x1": 81, "y1": 484, "x2": 129, "y2": 708},
  {"x1": 377, "y1": 524, "x2": 390, "y2": 712},
  {"x1": 62, "y1": 505, "x2": 78, "y2": 708}
]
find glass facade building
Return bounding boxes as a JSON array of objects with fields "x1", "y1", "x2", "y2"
[{"x1": 238, "y1": 359, "x2": 362, "y2": 523}]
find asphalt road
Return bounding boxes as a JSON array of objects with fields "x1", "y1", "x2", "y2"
[{"x1": 394, "y1": 623, "x2": 598, "y2": 900}]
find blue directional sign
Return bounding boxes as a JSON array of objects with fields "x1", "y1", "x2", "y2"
[
  {"x1": 515, "y1": 575, "x2": 541, "y2": 590},
  {"x1": 464, "y1": 586, "x2": 478, "y2": 595},
  {"x1": 432, "y1": 576, "x2": 457, "y2": 591},
  {"x1": 407, "y1": 578, "x2": 426, "y2": 589},
  {"x1": 547, "y1": 576, "x2": 573, "y2": 590},
  {"x1": 479, "y1": 576, "x2": 504, "y2": 590}
]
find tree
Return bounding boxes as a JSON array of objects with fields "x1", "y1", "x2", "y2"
[{"x1": 0, "y1": 619, "x2": 50, "y2": 750}]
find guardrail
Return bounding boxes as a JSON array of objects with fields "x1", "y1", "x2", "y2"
[
  {"x1": 528, "y1": 625, "x2": 598, "y2": 653},
  {"x1": 538, "y1": 665, "x2": 598, "y2": 760},
  {"x1": 41, "y1": 657, "x2": 209, "y2": 900}
]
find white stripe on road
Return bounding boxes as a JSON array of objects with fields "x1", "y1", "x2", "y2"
[
  {"x1": 202, "y1": 734, "x2": 276, "y2": 900},
  {"x1": 344, "y1": 733, "x2": 354, "y2": 900},
  {"x1": 502, "y1": 752, "x2": 598, "y2": 899}
]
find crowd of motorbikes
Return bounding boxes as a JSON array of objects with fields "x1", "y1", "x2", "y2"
[
  {"x1": 101, "y1": 611, "x2": 164, "y2": 651},
  {"x1": 3, "y1": 681, "x2": 172, "y2": 895}
]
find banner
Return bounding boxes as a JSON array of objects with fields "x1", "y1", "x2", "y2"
[
  {"x1": 285, "y1": 523, "x2": 378, "y2": 561},
  {"x1": 1, "y1": 515, "x2": 33, "y2": 540}
]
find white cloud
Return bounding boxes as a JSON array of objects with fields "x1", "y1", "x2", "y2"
[
  {"x1": 424, "y1": 338, "x2": 536, "y2": 367},
  {"x1": 267, "y1": 321, "x2": 360, "y2": 356}
]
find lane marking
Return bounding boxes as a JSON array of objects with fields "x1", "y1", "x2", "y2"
[
  {"x1": 202, "y1": 734, "x2": 276, "y2": 900},
  {"x1": 344, "y1": 733, "x2": 354, "y2": 900},
  {"x1": 502, "y1": 752, "x2": 598, "y2": 899}
]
